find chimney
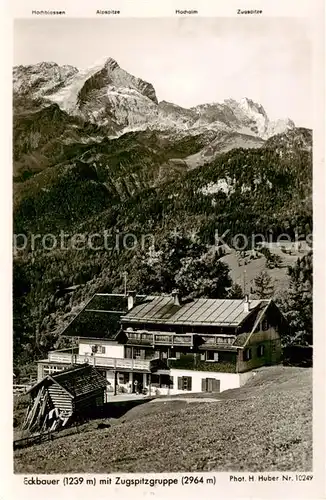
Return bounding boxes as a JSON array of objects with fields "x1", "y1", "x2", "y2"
[
  {"x1": 172, "y1": 289, "x2": 180, "y2": 306},
  {"x1": 244, "y1": 294, "x2": 250, "y2": 313},
  {"x1": 127, "y1": 290, "x2": 136, "y2": 310}
]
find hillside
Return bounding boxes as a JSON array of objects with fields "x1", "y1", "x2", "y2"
[{"x1": 14, "y1": 366, "x2": 312, "y2": 473}]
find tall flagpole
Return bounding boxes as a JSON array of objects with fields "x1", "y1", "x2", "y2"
[{"x1": 123, "y1": 271, "x2": 128, "y2": 296}]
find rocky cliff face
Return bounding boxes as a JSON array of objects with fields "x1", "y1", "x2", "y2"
[
  {"x1": 13, "y1": 57, "x2": 295, "y2": 139},
  {"x1": 13, "y1": 62, "x2": 78, "y2": 98}
]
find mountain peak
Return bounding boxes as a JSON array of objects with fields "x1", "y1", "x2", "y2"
[
  {"x1": 239, "y1": 97, "x2": 268, "y2": 117},
  {"x1": 90, "y1": 56, "x2": 120, "y2": 72},
  {"x1": 104, "y1": 57, "x2": 120, "y2": 70}
]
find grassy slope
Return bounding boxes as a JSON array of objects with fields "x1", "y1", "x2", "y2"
[
  {"x1": 14, "y1": 366, "x2": 312, "y2": 473},
  {"x1": 221, "y1": 244, "x2": 311, "y2": 295}
]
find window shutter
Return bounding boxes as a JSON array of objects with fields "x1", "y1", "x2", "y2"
[
  {"x1": 187, "y1": 377, "x2": 192, "y2": 391},
  {"x1": 212, "y1": 379, "x2": 220, "y2": 392},
  {"x1": 200, "y1": 353, "x2": 205, "y2": 361},
  {"x1": 178, "y1": 377, "x2": 183, "y2": 390},
  {"x1": 201, "y1": 378, "x2": 207, "y2": 392},
  {"x1": 214, "y1": 352, "x2": 219, "y2": 361}
]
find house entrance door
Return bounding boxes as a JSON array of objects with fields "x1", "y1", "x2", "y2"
[{"x1": 133, "y1": 372, "x2": 144, "y2": 394}]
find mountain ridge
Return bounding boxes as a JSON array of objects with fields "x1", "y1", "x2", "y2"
[{"x1": 13, "y1": 57, "x2": 296, "y2": 140}]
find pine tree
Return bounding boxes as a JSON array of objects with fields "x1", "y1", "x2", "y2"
[
  {"x1": 228, "y1": 283, "x2": 244, "y2": 299},
  {"x1": 254, "y1": 270, "x2": 274, "y2": 299},
  {"x1": 278, "y1": 252, "x2": 312, "y2": 346},
  {"x1": 133, "y1": 234, "x2": 232, "y2": 298}
]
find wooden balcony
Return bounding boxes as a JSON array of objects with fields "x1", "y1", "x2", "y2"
[
  {"x1": 125, "y1": 331, "x2": 195, "y2": 347},
  {"x1": 48, "y1": 349, "x2": 157, "y2": 372},
  {"x1": 200, "y1": 335, "x2": 236, "y2": 346}
]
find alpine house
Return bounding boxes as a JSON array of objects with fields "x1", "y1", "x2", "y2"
[{"x1": 37, "y1": 292, "x2": 287, "y2": 396}]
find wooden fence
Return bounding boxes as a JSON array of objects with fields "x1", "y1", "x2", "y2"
[
  {"x1": 14, "y1": 423, "x2": 82, "y2": 450},
  {"x1": 13, "y1": 384, "x2": 32, "y2": 395}
]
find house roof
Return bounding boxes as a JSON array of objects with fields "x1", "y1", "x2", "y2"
[
  {"x1": 62, "y1": 293, "x2": 150, "y2": 339},
  {"x1": 52, "y1": 364, "x2": 108, "y2": 398},
  {"x1": 28, "y1": 364, "x2": 108, "y2": 398},
  {"x1": 122, "y1": 297, "x2": 264, "y2": 327}
]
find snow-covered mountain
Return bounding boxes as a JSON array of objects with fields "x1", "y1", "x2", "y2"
[{"x1": 13, "y1": 57, "x2": 295, "y2": 139}]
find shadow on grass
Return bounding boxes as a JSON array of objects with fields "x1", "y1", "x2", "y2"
[{"x1": 78, "y1": 397, "x2": 155, "y2": 422}]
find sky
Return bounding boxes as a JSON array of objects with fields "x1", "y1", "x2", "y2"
[{"x1": 14, "y1": 18, "x2": 313, "y2": 127}]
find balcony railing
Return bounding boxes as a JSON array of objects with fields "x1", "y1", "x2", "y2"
[
  {"x1": 48, "y1": 350, "x2": 157, "y2": 371},
  {"x1": 126, "y1": 331, "x2": 195, "y2": 347},
  {"x1": 200, "y1": 335, "x2": 236, "y2": 345}
]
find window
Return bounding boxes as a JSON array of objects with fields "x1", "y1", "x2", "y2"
[
  {"x1": 91, "y1": 345, "x2": 106, "y2": 354},
  {"x1": 262, "y1": 319, "x2": 269, "y2": 331},
  {"x1": 244, "y1": 348, "x2": 252, "y2": 361},
  {"x1": 134, "y1": 348, "x2": 141, "y2": 358},
  {"x1": 177, "y1": 376, "x2": 192, "y2": 391},
  {"x1": 206, "y1": 351, "x2": 219, "y2": 362},
  {"x1": 125, "y1": 347, "x2": 132, "y2": 359},
  {"x1": 145, "y1": 350, "x2": 154, "y2": 359},
  {"x1": 118, "y1": 373, "x2": 129, "y2": 384},
  {"x1": 257, "y1": 345, "x2": 265, "y2": 357},
  {"x1": 175, "y1": 352, "x2": 181, "y2": 359}
]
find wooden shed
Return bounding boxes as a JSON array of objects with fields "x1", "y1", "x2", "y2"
[{"x1": 22, "y1": 364, "x2": 108, "y2": 433}]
